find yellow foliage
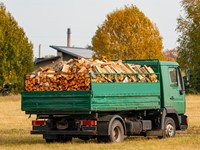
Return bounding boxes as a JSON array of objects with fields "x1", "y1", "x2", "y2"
[{"x1": 92, "y1": 5, "x2": 164, "y2": 60}]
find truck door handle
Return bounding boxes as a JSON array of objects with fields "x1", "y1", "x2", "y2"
[{"x1": 170, "y1": 96, "x2": 174, "y2": 100}]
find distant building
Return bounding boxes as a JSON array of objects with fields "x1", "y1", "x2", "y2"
[
  {"x1": 35, "y1": 56, "x2": 61, "y2": 70},
  {"x1": 35, "y1": 46, "x2": 94, "y2": 70},
  {"x1": 50, "y1": 45, "x2": 94, "y2": 61}
]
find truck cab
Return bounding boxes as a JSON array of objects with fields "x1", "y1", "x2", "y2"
[{"x1": 160, "y1": 62, "x2": 186, "y2": 114}]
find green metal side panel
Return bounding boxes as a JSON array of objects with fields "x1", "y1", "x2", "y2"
[
  {"x1": 91, "y1": 82, "x2": 161, "y2": 111},
  {"x1": 21, "y1": 60, "x2": 163, "y2": 115},
  {"x1": 21, "y1": 91, "x2": 91, "y2": 114}
]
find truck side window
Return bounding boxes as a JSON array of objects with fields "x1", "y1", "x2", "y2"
[{"x1": 169, "y1": 68, "x2": 177, "y2": 85}]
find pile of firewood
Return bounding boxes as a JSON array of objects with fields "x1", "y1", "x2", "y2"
[{"x1": 25, "y1": 58, "x2": 158, "y2": 92}]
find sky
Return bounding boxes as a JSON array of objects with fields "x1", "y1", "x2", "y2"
[{"x1": 1, "y1": 0, "x2": 183, "y2": 58}]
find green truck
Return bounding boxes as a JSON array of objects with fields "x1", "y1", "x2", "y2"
[{"x1": 21, "y1": 60, "x2": 188, "y2": 143}]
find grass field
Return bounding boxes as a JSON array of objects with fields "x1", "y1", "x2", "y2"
[{"x1": 0, "y1": 95, "x2": 200, "y2": 150}]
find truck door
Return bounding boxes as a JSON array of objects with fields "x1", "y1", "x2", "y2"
[{"x1": 168, "y1": 67, "x2": 185, "y2": 114}]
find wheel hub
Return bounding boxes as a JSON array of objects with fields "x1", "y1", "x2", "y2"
[
  {"x1": 166, "y1": 123, "x2": 174, "y2": 137},
  {"x1": 113, "y1": 126, "x2": 120, "y2": 142}
]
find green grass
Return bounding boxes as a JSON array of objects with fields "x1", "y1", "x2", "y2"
[{"x1": 0, "y1": 95, "x2": 200, "y2": 150}]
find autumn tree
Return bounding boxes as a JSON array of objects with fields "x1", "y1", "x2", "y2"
[
  {"x1": 92, "y1": 5, "x2": 164, "y2": 60},
  {"x1": 176, "y1": 0, "x2": 200, "y2": 93},
  {"x1": 0, "y1": 3, "x2": 34, "y2": 93},
  {"x1": 163, "y1": 49, "x2": 178, "y2": 62}
]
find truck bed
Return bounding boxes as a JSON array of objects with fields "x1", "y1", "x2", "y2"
[{"x1": 22, "y1": 82, "x2": 160, "y2": 115}]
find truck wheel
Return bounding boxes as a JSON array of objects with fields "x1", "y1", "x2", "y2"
[
  {"x1": 109, "y1": 120, "x2": 124, "y2": 142},
  {"x1": 45, "y1": 136, "x2": 72, "y2": 143},
  {"x1": 97, "y1": 136, "x2": 109, "y2": 143},
  {"x1": 45, "y1": 139, "x2": 55, "y2": 143},
  {"x1": 78, "y1": 137, "x2": 90, "y2": 141},
  {"x1": 57, "y1": 136, "x2": 72, "y2": 142},
  {"x1": 159, "y1": 117, "x2": 176, "y2": 138},
  {"x1": 97, "y1": 120, "x2": 124, "y2": 143}
]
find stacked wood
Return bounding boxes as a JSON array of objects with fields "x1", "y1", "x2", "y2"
[{"x1": 25, "y1": 58, "x2": 158, "y2": 92}]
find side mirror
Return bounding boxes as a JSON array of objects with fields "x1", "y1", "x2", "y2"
[
  {"x1": 185, "y1": 68, "x2": 190, "y2": 86},
  {"x1": 177, "y1": 67, "x2": 185, "y2": 95}
]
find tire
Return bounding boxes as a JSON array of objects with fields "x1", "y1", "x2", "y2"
[
  {"x1": 78, "y1": 137, "x2": 90, "y2": 142},
  {"x1": 57, "y1": 135, "x2": 72, "y2": 142},
  {"x1": 45, "y1": 136, "x2": 72, "y2": 143},
  {"x1": 45, "y1": 139, "x2": 54, "y2": 143},
  {"x1": 159, "y1": 117, "x2": 176, "y2": 138},
  {"x1": 97, "y1": 136, "x2": 109, "y2": 143},
  {"x1": 97, "y1": 119, "x2": 125, "y2": 143},
  {"x1": 109, "y1": 120, "x2": 124, "y2": 143}
]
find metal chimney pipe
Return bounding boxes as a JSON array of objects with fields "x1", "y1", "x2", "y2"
[
  {"x1": 67, "y1": 28, "x2": 71, "y2": 47},
  {"x1": 39, "y1": 44, "x2": 41, "y2": 58}
]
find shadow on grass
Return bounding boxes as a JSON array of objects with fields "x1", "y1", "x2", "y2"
[
  {"x1": 0, "y1": 135, "x2": 145, "y2": 145},
  {"x1": 0, "y1": 129, "x2": 159, "y2": 146},
  {"x1": 0, "y1": 135, "x2": 45, "y2": 145},
  {"x1": 0, "y1": 132, "x2": 97, "y2": 145}
]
